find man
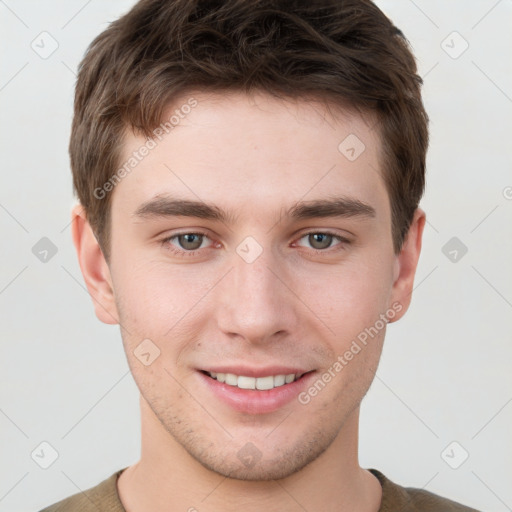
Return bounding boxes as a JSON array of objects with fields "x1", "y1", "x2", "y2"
[{"x1": 41, "y1": 0, "x2": 479, "y2": 510}]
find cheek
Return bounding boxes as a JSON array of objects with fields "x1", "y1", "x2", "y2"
[
  {"x1": 296, "y1": 254, "x2": 394, "y2": 335},
  {"x1": 112, "y1": 261, "x2": 219, "y2": 365},
  {"x1": 114, "y1": 260, "x2": 197, "y2": 325}
]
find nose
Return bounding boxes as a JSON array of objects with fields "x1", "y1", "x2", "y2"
[{"x1": 215, "y1": 246, "x2": 298, "y2": 344}]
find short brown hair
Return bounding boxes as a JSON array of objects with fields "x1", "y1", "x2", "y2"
[{"x1": 70, "y1": 0, "x2": 428, "y2": 260}]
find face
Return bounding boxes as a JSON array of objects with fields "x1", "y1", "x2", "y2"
[{"x1": 82, "y1": 91, "x2": 420, "y2": 480}]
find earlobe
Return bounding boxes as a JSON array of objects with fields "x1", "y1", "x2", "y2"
[
  {"x1": 388, "y1": 208, "x2": 426, "y2": 323},
  {"x1": 70, "y1": 204, "x2": 119, "y2": 325}
]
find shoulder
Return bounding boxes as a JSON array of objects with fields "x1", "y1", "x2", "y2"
[
  {"x1": 369, "y1": 469, "x2": 481, "y2": 512},
  {"x1": 38, "y1": 469, "x2": 127, "y2": 512}
]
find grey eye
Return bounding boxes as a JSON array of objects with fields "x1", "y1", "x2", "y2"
[
  {"x1": 178, "y1": 233, "x2": 204, "y2": 250},
  {"x1": 308, "y1": 233, "x2": 333, "y2": 250}
]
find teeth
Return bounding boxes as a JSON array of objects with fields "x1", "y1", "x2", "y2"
[
  {"x1": 208, "y1": 372, "x2": 300, "y2": 390},
  {"x1": 225, "y1": 373, "x2": 238, "y2": 386},
  {"x1": 255, "y1": 375, "x2": 274, "y2": 390},
  {"x1": 237, "y1": 376, "x2": 256, "y2": 389},
  {"x1": 274, "y1": 374, "x2": 285, "y2": 387}
]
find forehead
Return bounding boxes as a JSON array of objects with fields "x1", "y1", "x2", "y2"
[{"x1": 111, "y1": 91, "x2": 389, "y2": 222}]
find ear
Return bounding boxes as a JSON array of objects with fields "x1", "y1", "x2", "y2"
[
  {"x1": 388, "y1": 208, "x2": 426, "y2": 323},
  {"x1": 70, "y1": 204, "x2": 119, "y2": 325}
]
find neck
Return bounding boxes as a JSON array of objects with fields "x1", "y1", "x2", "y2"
[{"x1": 117, "y1": 395, "x2": 381, "y2": 512}]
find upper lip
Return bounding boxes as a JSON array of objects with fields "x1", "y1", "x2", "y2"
[{"x1": 199, "y1": 366, "x2": 313, "y2": 378}]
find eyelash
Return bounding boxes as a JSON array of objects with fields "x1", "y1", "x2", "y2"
[
  {"x1": 160, "y1": 230, "x2": 212, "y2": 257},
  {"x1": 291, "y1": 231, "x2": 351, "y2": 256},
  {"x1": 160, "y1": 230, "x2": 351, "y2": 257}
]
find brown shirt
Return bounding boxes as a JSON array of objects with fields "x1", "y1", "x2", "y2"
[{"x1": 39, "y1": 468, "x2": 480, "y2": 511}]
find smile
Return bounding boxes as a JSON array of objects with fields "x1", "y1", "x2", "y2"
[{"x1": 204, "y1": 371, "x2": 306, "y2": 390}]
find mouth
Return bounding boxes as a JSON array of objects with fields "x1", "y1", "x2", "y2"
[
  {"x1": 197, "y1": 367, "x2": 316, "y2": 414},
  {"x1": 200, "y1": 370, "x2": 309, "y2": 390}
]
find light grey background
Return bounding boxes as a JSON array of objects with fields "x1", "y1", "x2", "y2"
[{"x1": 1, "y1": 1, "x2": 511, "y2": 511}]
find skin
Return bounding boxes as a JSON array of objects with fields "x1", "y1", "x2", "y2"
[{"x1": 72, "y1": 91, "x2": 425, "y2": 512}]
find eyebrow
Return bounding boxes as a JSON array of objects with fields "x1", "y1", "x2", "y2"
[
  {"x1": 133, "y1": 195, "x2": 376, "y2": 223},
  {"x1": 288, "y1": 197, "x2": 375, "y2": 220},
  {"x1": 133, "y1": 197, "x2": 236, "y2": 223}
]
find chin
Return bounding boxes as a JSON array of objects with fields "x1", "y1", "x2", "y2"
[{"x1": 180, "y1": 424, "x2": 339, "y2": 482}]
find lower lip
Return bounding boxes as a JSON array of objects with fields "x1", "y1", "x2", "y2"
[{"x1": 197, "y1": 371, "x2": 316, "y2": 414}]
